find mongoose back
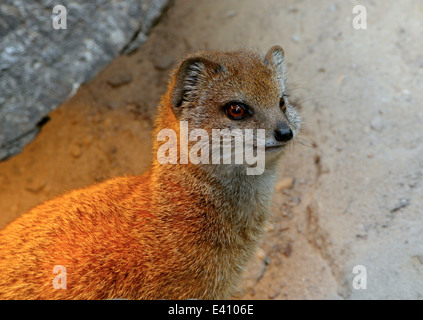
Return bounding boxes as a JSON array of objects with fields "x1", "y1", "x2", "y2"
[{"x1": 0, "y1": 46, "x2": 301, "y2": 299}]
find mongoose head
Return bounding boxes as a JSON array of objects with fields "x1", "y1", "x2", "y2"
[{"x1": 162, "y1": 46, "x2": 301, "y2": 171}]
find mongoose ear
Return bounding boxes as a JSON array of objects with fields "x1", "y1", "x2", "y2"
[
  {"x1": 171, "y1": 57, "x2": 226, "y2": 111},
  {"x1": 264, "y1": 45, "x2": 286, "y2": 79}
]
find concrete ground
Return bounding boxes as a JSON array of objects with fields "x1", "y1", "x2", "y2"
[{"x1": 1, "y1": 0, "x2": 422, "y2": 299}]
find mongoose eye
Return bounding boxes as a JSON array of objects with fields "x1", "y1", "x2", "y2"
[
  {"x1": 225, "y1": 103, "x2": 248, "y2": 120},
  {"x1": 280, "y1": 97, "x2": 286, "y2": 113}
]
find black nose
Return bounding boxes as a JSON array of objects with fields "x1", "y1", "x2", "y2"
[{"x1": 274, "y1": 123, "x2": 293, "y2": 142}]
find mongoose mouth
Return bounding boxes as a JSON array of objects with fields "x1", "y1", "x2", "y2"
[{"x1": 265, "y1": 144, "x2": 285, "y2": 152}]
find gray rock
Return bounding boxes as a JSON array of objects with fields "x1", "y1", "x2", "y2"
[{"x1": 0, "y1": 0, "x2": 169, "y2": 160}]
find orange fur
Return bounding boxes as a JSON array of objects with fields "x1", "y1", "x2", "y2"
[{"x1": 0, "y1": 47, "x2": 300, "y2": 299}]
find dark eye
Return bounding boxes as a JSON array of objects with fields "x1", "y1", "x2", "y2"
[
  {"x1": 280, "y1": 97, "x2": 286, "y2": 113},
  {"x1": 225, "y1": 103, "x2": 248, "y2": 120}
]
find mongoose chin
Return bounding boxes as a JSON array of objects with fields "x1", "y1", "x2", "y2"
[{"x1": 0, "y1": 46, "x2": 301, "y2": 300}]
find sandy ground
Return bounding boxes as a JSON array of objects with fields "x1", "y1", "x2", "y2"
[{"x1": 1, "y1": 0, "x2": 422, "y2": 299}]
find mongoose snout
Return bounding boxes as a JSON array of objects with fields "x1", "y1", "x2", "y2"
[{"x1": 274, "y1": 122, "x2": 293, "y2": 142}]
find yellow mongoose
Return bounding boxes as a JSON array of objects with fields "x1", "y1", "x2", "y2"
[{"x1": 0, "y1": 46, "x2": 300, "y2": 299}]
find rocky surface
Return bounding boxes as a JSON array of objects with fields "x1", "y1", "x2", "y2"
[
  {"x1": 0, "y1": 0, "x2": 422, "y2": 300},
  {"x1": 0, "y1": 0, "x2": 169, "y2": 160}
]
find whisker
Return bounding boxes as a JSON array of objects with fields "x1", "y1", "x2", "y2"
[
  {"x1": 294, "y1": 137, "x2": 316, "y2": 149},
  {"x1": 293, "y1": 136, "x2": 333, "y2": 172}
]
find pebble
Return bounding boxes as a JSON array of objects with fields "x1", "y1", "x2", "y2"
[
  {"x1": 264, "y1": 223, "x2": 274, "y2": 233},
  {"x1": 414, "y1": 255, "x2": 423, "y2": 265},
  {"x1": 70, "y1": 144, "x2": 82, "y2": 158},
  {"x1": 107, "y1": 101, "x2": 120, "y2": 110},
  {"x1": 26, "y1": 178, "x2": 46, "y2": 193},
  {"x1": 268, "y1": 289, "x2": 281, "y2": 299},
  {"x1": 282, "y1": 189, "x2": 291, "y2": 196},
  {"x1": 107, "y1": 73, "x2": 133, "y2": 88},
  {"x1": 275, "y1": 177, "x2": 295, "y2": 191},
  {"x1": 288, "y1": 7, "x2": 299, "y2": 14},
  {"x1": 288, "y1": 196, "x2": 301, "y2": 207},
  {"x1": 298, "y1": 178, "x2": 307, "y2": 185},
  {"x1": 370, "y1": 117, "x2": 384, "y2": 132},
  {"x1": 264, "y1": 256, "x2": 271, "y2": 266},
  {"x1": 153, "y1": 55, "x2": 175, "y2": 71},
  {"x1": 226, "y1": 10, "x2": 237, "y2": 18},
  {"x1": 390, "y1": 198, "x2": 410, "y2": 213},
  {"x1": 255, "y1": 247, "x2": 266, "y2": 261},
  {"x1": 83, "y1": 135, "x2": 93, "y2": 147},
  {"x1": 291, "y1": 35, "x2": 300, "y2": 43},
  {"x1": 283, "y1": 242, "x2": 293, "y2": 257},
  {"x1": 329, "y1": 4, "x2": 338, "y2": 12}
]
